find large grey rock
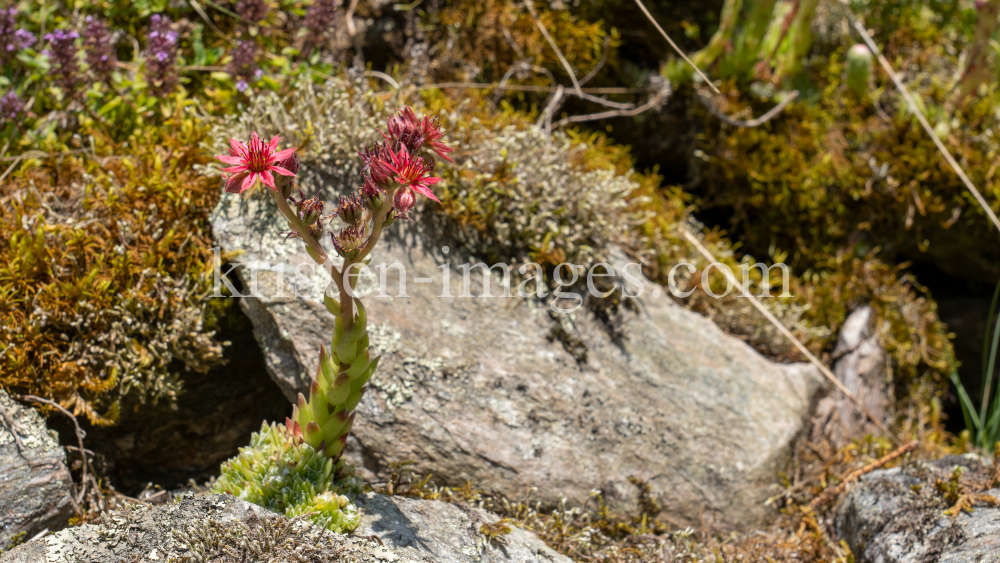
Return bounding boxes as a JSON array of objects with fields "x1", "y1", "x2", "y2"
[
  {"x1": 0, "y1": 390, "x2": 75, "y2": 549},
  {"x1": 0, "y1": 493, "x2": 572, "y2": 563},
  {"x1": 210, "y1": 195, "x2": 826, "y2": 531},
  {"x1": 836, "y1": 456, "x2": 1000, "y2": 563},
  {"x1": 811, "y1": 306, "x2": 891, "y2": 446}
]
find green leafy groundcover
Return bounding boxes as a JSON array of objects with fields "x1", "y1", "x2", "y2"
[{"x1": 213, "y1": 422, "x2": 362, "y2": 533}]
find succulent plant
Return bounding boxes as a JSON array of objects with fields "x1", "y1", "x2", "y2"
[{"x1": 212, "y1": 422, "x2": 362, "y2": 533}]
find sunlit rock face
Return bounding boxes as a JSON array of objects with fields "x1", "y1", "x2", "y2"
[{"x1": 213, "y1": 193, "x2": 826, "y2": 531}]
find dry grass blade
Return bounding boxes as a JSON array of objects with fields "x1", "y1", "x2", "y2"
[
  {"x1": 680, "y1": 229, "x2": 903, "y2": 445},
  {"x1": 632, "y1": 0, "x2": 721, "y2": 95},
  {"x1": 523, "y1": 0, "x2": 584, "y2": 97}
]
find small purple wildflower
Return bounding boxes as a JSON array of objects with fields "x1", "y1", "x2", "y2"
[
  {"x1": 0, "y1": 7, "x2": 36, "y2": 65},
  {"x1": 144, "y1": 14, "x2": 179, "y2": 95},
  {"x1": 302, "y1": 0, "x2": 340, "y2": 51},
  {"x1": 43, "y1": 29, "x2": 81, "y2": 96},
  {"x1": 83, "y1": 16, "x2": 117, "y2": 80},
  {"x1": 235, "y1": 0, "x2": 270, "y2": 23},
  {"x1": 227, "y1": 40, "x2": 261, "y2": 93},
  {"x1": 0, "y1": 90, "x2": 23, "y2": 124}
]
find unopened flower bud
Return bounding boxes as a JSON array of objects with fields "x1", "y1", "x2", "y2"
[
  {"x1": 358, "y1": 143, "x2": 393, "y2": 187},
  {"x1": 361, "y1": 176, "x2": 386, "y2": 211},
  {"x1": 393, "y1": 186, "x2": 416, "y2": 215},
  {"x1": 331, "y1": 224, "x2": 366, "y2": 259},
  {"x1": 274, "y1": 152, "x2": 300, "y2": 197},
  {"x1": 299, "y1": 197, "x2": 324, "y2": 225},
  {"x1": 334, "y1": 195, "x2": 364, "y2": 225}
]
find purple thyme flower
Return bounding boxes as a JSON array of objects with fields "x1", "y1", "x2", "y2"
[
  {"x1": 0, "y1": 90, "x2": 23, "y2": 124},
  {"x1": 43, "y1": 29, "x2": 81, "y2": 96},
  {"x1": 144, "y1": 14, "x2": 179, "y2": 95},
  {"x1": 302, "y1": 0, "x2": 340, "y2": 52},
  {"x1": 235, "y1": 0, "x2": 269, "y2": 23},
  {"x1": 83, "y1": 16, "x2": 116, "y2": 80},
  {"x1": 227, "y1": 40, "x2": 261, "y2": 93},
  {"x1": 0, "y1": 7, "x2": 35, "y2": 65}
]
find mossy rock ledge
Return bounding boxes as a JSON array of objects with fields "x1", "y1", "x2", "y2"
[
  {"x1": 211, "y1": 194, "x2": 827, "y2": 531},
  {"x1": 0, "y1": 493, "x2": 570, "y2": 563}
]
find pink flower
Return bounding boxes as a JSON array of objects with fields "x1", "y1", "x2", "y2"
[
  {"x1": 390, "y1": 107, "x2": 454, "y2": 163},
  {"x1": 215, "y1": 132, "x2": 297, "y2": 193},
  {"x1": 381, "y1": 144, "x2": 441, "y2": 203}
]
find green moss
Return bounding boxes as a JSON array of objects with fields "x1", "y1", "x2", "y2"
[
  {"x1": 0, "y1": 101, "x2": 228, "y2": 425},
  {"x1": 212, "y1": 422, "x2": 362, "y2": 534}
]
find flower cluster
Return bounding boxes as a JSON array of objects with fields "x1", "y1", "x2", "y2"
[
  {"x1": 83, "y1": 16, "x2": 117, "y2": 80},
  {"x1": 236, "y1": 0, "x2": 270, "y2": 23},
  {"x1": 43, "y1": 29, "x2": 80, "y2": 96},
  {"x1": 302, "y1": 0, "x2": 340, "y2": 51},
  {"x1": 227, "y1": 40, "x2": 262, "y2": 93},
  {"x1": 213, "y1": 107, "x2": 451, "y2": 467},
  {"x1": 144, "y1": 14, "x2": 179, "y2": 96},
  {"x1": 0, "y1": 90, "x2": 23, "y2": 125},
  {"x1": 0, "y1": 7, "x2": 35, "y2": 66}
]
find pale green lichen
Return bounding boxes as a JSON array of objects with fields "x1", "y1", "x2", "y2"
[{"x1": 212, "y1": 422, "x2": 362, "y2": 533}]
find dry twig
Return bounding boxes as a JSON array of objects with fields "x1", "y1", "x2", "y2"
[
  {"x1": 0, "y1": 397, "x2": 25, "y2": 453},
  {"x1": 552, "y1": 79, "x2": 672, "y2": 128},
  {"x1": 523, "y1": 0, "x2": 583, "y2": 98},
  {"x1": 14, "y1": 394, "x2": 92, "y2": 509},
  {"x1": 807, "y1": 440, "x2": 918, "y2": 511},
  {"x1": 699, "y1": 90, "x2": 800, "y2": 128}
]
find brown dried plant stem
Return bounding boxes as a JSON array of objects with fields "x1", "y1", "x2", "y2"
[
  {"x1": 679, "y1": 229, "x2": 903, "y2": 446},
  {"x1": 844, "y1": 9, "x2": 1000, "y2": 235},
  {"x1": 522, "y1": 0, "x2": 583, "y2": 98},
  {"x1": 13, "y1": 394, "x2": 92, "y2": 510},
  {"x1": 807, "y1": 440, "x2": 918, "y2": 511},
  {"x1": 699, "y1": 90, "x2": 800, "y2": 128}
]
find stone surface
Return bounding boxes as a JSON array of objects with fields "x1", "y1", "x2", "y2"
[
  {"x1": 836, "y1": 455, "x2": 1000, "y2": 563},
  {"x1": 811, "y1": 306, "x2": 891, "y2": 446},
  {"x1": 0, "y1": 493, "x2": 572, "y2": 563},
  {"x1": 211, "y1": 194, "x2": 827, "y2": 531},
  {"x1": 0, "y1": 390, "x2": 75, "y2": 548}
]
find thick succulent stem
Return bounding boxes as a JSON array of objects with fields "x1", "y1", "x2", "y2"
[
  {"x1": 731, "y1": 0, "x2": 778, "y2": 78},
  {"x1": 954, "y1": 0, "x2": 1000, "y2": 106},
  {"x1": 772, "y1": 0, "x2": 819, "y2": 82},
  {"x1": 270, "y1": 180, "x2": 399, "y2": 461},
  {"x1": 692, "y1": 0, "x2": 744, "y2": 70}
]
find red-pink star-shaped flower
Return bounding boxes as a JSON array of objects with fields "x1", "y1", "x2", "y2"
[
  {"x1": 215, "y1": 132, "x2": 298, "y2": 193},
  {"x1": 381, "y1": 144, "x2": 441, "y2": 203},
  {"x1": 393, "y1": 107, "x2": 454, "y2": 163}
]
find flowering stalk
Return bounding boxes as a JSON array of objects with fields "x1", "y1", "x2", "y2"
[{"x1": 217, "y1": 108, "x2": 449, "y2": 461}]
